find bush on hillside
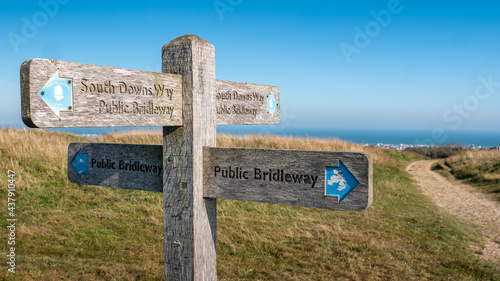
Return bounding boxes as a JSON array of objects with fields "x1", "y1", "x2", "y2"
[{"x1": 405, "y1": 145, "x2": 465, "y2": 159}]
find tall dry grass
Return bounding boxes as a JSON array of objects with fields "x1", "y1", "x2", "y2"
[
  {"x1": 0, "y1": 128, "x2": 85, "y2": 190},
  {"x1": 448, "y1": 149, "x2": 500, "y2": 166},
  {"x1": 217, "y1": 134, "x2": 389, "y2": 165},
  {"x1": 94, "y1": 129, "x2": 162, "y2": 145},
  {"x1": 444, "y1": 149, "x2": 500, "y2": 199},
  {"x1": 95, "y1": 130, "x2": 390, "y2": 164}
]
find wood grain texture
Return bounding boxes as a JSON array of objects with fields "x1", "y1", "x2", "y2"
[
  {"x1": 215, "y1": 80, "x2": 280, "y2": 125},
  {"x1": 162, "y1": 35, "x2": 217, "y2": 281},
  {"x1": 68, "y1": 143, "x2": 163, "y2": 192},
  {"x1": 203, "y1": 147, "x2": 373, "y2": 211},
  {"x1": 20, "y1": 59, "x2": 182, "y2": 128}
]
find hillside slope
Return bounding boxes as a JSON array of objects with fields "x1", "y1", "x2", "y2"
[
  {"x1": 0, "y1": 129, "x2": 499, "y2": 280},
  {"x1": 408, "y1": 160, "x2": 500, "y2": 263},
  {"x1": 434, "y1": 150, "x2": 500, "y2": 202}
]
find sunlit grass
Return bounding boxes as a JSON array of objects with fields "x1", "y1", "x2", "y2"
[{"x1": 0, "y1": 128, "x2": 498, "y2": 280}]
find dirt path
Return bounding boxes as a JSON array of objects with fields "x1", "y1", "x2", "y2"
[{"x1": 407, "y1": 160, "x2": 500, "y2": 262}]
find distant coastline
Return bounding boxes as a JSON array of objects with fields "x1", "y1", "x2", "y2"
[
  {"x1": 217, "y1": 127, "x2": 500, "y2": 149},
  {"x1": 33, "y1": 126, "x2": 500, "y2": 149}
]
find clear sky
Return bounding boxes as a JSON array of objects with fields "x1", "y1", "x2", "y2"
[{"x1": 1, "y1": 0, "x2": 499, "y2": 134}]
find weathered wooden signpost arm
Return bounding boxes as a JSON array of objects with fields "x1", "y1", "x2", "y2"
[
  {"x1": 215, "y1": 79, "x2": 280, "y2": 125},
  {"x1": 67, "y1": 143, "x2": 164, "y2": 192},
  {"x1": 20, "y1": 59, "x2": 183, "y2": 128},
  {"x1": 203, "y1": 147, "x2": 373, "y2": 211},
  {"x1": 162, "y1": 35, "x2": 217, "y2": 280}
]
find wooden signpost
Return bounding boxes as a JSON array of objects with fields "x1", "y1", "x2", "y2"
[{"x1": 21, "y1": 34, "x2": 373, "y2": 281}]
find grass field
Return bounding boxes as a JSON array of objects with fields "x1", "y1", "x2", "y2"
[
  {"x1": 1, "y1": 128, "x2": 499, "y2": 280},
  {"x1": 432, "y1": 150, "x2": 500, "y2": 202}
]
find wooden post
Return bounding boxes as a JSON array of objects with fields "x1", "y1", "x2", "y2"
[{"x1": 162, "y1": 35, "x2": 217, "y2": 280}]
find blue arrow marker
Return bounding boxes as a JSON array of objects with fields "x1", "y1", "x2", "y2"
[
  {"x1": 266, "y1": 92, "x2": 278, "y2": 116},
  {"x1": 325, "y1": 161, "x2": 359, "y2": 203},
  {"x1": 38, "y1": 70, "x2": 73, "y2": 118},
  {"x1": 71, "y1": 149, "x2": 88, "y2": 177}
]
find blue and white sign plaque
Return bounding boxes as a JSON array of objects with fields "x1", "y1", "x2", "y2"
[
  {"x1": 37, "y1": 70, "x2": 73, "y2": 118},
  {"x1": 325, "y1": 161, "x2": 360, "y2": 203},
  {"x1": 266, "y1": 92, "x2": 278, "y2": 116},
  {"x1": 71, "y1": 149, "x2": 88, "y2": 177}
]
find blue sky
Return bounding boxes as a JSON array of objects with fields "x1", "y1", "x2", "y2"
[{"x1": 1, "y1": 0, "x2": 500, "y2": 134}]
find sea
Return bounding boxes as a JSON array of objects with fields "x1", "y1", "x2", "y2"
[
  {"x1": 47, "y1": 126, "x2": 500, "y2": 148},
  {"x1": 217, "y1": 126, "x2": 500, "y2": 148}
]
